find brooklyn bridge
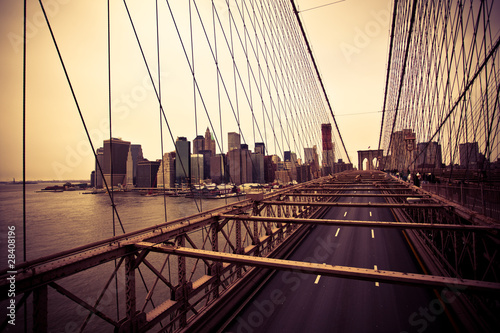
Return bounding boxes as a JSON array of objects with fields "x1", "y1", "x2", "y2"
[{"x1": 1, "y1": 0, "x2": 499, "y2": 332}]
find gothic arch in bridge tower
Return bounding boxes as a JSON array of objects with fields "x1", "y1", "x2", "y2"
[{"x1": 357, "y1": 150, "x2": 384, "y2": 170}]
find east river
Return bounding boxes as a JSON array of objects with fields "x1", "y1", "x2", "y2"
[{"x1": 0, "y1": 183, "x2": 242, "y2": 332}]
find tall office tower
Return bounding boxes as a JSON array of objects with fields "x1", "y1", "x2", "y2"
[
  {"x1": 130, "y1": 145, "x2": 143, "y2": 183},
  {"x1": 264, "y1": 155, "x2": 277, "y2": 183},
  {"x1": 296, "y1": 164, "x2": 311, "y2": 183},
  {"x1": 103, "y1": 138, "x2": 131, "y2": 187},
  {"x1": 126, "y1": 144, "x2": 144, "y2": 187},
  {"x1": 252, "y1": 152, "x2": 265, "y2": 184},
  {"x1": 284, "y1": 151, "x2": 292, "y2": 162},
  {"x1": 204, "y1": 127, "x2": 216, "y2": 155},
  {"x1": 304, "y1": 145, "x2": 320, "y2": 179},
  {"x1": 95, "y1": 147, "x2": 104, "y2": 188},
  {"x1": 136, "y1": 160, "x2": 161, "y2": 188},
  {"x1": 191, "y1": 154, "x2": 204, "y2": 184},
  {"x1": 228, "y1": 132, "x2": 241, "y2": 152},
  {"x1": 193, "y1": 135, "x2": 205, "y2": 154},
  {"x1": 175, "y1": 137, "x2": 191, "y2": 186},
  {"x1": 90, "y1": 171, "x2": 96, "y2": 187},
  {"x1": 227, "y1": 146, "x2": 252, "y2": 185},
  {"x1": 210, "y1": 154, "x2": 228, "y2": 184},
  {"x1": 459, "y1": 142, "x2": 480, "y2": 168},
  {"x1": 304, "y1": 148, "x2": 315, "y2": 164},
  {"x1": 126, "y1": 149, "x2": 134, "y2": 187},
  {"x1": 199, "y1": 150, "x2": 212, "y2": 180},
  {"x1": 321, "y1": 123, "x2": 335, "y2": 171},
  {"x1": 157, "y1": 151, "x2": 176, "y2": 189},
  {"x1": 416, "y1": 142, "x2": 443, "y2": 169},
  {"x1": 255, "y1": 142, "x2": 265, "y2": 155}
]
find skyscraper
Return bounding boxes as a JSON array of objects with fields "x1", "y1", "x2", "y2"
[
  {"x1": 416, "y1": 142, "x2": 442, "y2": 169},
  {"x1": 228, "y1": 132, "x2": 241, "y2": 152},
  {"x1": 193, "y1": 135, "x2": 205, "y2": 154},
  {"x1": 175, "y1": 137, "x2": 191, "y2": 186},
  {"x1": 136, "y1": 160, "x2": 161, "y2": 188},
  {"x1": 227, "y1": 145, "x2": 252, "y2": 185},
  {"x1": 191, "y1": 154, "x2": 204, "y2": 184},
  {"x1": 199, "y1": 150, "x2": 212, "y2": 180},
  {"x1": 94, "y1": 147, "x2": 104, "y2": 188},
  {"x1": 210, "y1": 154, "x2": 227, "y2": 184},
  {"x1": 255, "y1": 142, "x2": 265, "y2": 155},
  {"x1": 459, "y1": 142, "x2": 480, "y2": 168},
  {"x1": 252, "y1": 152, "x2": 265, "y2": 184},
  {"x1": 204, "y1": 127, "x2": 216, "y2": 155},
  {"x1": 157, "y1": 152, "x2": 176, "y2": 189},
  {"x1": 264, "y1": 155, "x2": 276, "y2": 183},
  {"x1": 125, "y1": 144, "x2": 143, "y2": 187},
  {"x1": 321, "y1": 124, "x2": 334, "y2": 173},
  {"x1": 103, "y1": 138, "x2": 131, "y2": 187}
]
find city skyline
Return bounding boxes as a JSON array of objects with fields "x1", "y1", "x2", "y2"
[
  {"x1": 1, "y1": 0, "x2": 394, "y2": 181},
  {"x1": 92, "y1": 126, "x2": 334, "y2": 187}
]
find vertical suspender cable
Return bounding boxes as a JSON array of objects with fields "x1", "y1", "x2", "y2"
[
  {"x1": 157, "y1": 0, "x2": 167, "y2": 222},
  {"x1": 23, "y1": 0, "x2": 28, "y2": 330},
  {"x1": 290, "y1": 0, "x2": 351, "y2": 164},
  {"x1": 107, "y1": 0, "x2": 120, "y2": 322},
  {"x1": 23, "y1": 0, "x2": 27, "y2": 265},
  {"x1": 384, "y1": 0, "x2": 418, "y2": 167},
  {"x1": 378, "y1": 0, "x2": 399, "y2": 155},
  {"x1": 108, "y1": 1, "x2": 116, "y2": 239},
  {"x1": 189, "y1": 0, "x2": 202, "y2": 210}
]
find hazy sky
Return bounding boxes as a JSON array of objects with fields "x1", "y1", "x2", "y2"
[{"x1": 0, "y1": 0, "x2": 391, "y2": 181}]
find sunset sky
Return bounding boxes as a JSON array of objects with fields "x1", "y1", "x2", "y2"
[{"x1": 0, "y1": 0, "x2": 391, "y2": 181}]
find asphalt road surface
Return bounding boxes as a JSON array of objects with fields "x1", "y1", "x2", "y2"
[{"x1": 224, "y1": 187, "x2": 457, "y2": 333}]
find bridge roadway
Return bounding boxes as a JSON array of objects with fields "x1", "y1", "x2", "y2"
[{"x1": 223, "y1": 186, "x2": 456, "y2": 332}]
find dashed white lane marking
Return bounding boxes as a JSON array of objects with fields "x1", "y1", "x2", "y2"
[
  {"x1": 371, "y1": 229, "x2": 375, "y2": 238},
  {"x1": 374, "y1": 265, "x2": 380, "y2": 286},
  {"x1": 344, "y1": 212, "x2": 347, "y2": 217},
  {"x1": 314, "y1": 275, "x2": 321, "y2": 284},
  {"x1": 369, "y1": 211, "x2": 372, "y2": 217},
  {"x1": 335, "y1": 228, "x2": 340, "y2": 237}
]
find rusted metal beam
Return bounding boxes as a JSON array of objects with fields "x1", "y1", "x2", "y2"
[
  {"x1": 301, "y1": 187, "x2": 412, "y2": 191},
  {"x1": 262, "y1": 200, "x2": 447, "y2": 209},
  {"x1": 135, "y1": 243, "x2": 500, "y2": 293},
  {"x1": 49, "y1": 282, "x2": 119, "y2": 327},
  {"x1": 288, "y1": 193, "x2": 427, "y2": 198},
  {"x1": 217, "y1": 215, "x2": 500, "y2": 232},
  {"x1": 0, "y1": 246, "x2": 129, "y2": 296},
  {"x1": 33, "y1": 285, "x2": 48, "y2": 333}
]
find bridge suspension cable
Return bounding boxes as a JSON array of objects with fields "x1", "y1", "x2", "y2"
[{"x1": 379, "y1": 0, "x2": 500, "y2": 182}]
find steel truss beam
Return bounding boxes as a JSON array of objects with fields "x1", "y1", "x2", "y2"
[
  {"x1": 135, "y1": 243, "x2": 500, "y2": 293},
  {"x1": 262, "y1": 200, "x2": 447, "y2": 209},
  {"x1": 288, "y1": 193, "x2": 428, "y2": 198},
  {"x1": 301, "y1": 187, "x2": 413, "y2": 191},
  {"x1": 218, "y1": 215, "x2": 500, "y2": 233}
]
